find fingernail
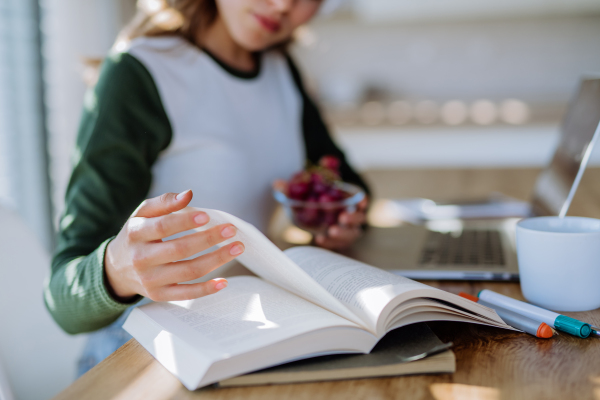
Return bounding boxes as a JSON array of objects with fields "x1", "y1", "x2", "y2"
[
  {"x1": 229, "y1": 243, "x2": 244, "y2": 256},
  {"x1": 215, "y1": 280, "x2": 228, "y2": 290},
  {"x1": 176, "y1": 189, "x2": 191, "y2": 200},
  {"x1": 221, "y1": 226, "x2": 236, "y2": 238},
  {"x1": 194, "y1": 213, "x2": 208, "y2": 225}
]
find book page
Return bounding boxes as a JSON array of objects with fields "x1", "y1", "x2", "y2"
[
  {"x1": 384, "y1": 298, "x2": 516, "y2": 330},
  {"x1": 284, "y1": 246, "x2": 431, "y2": 332},
  {"x1": 284, "y1": 246, "x2": 508, "y2": 335},
  {"x1": 132, "y1": 276, "x2": 363, "y2": 360},
  {"x1": 183, "y1": 208, "x2": 364, "y2": 327}
]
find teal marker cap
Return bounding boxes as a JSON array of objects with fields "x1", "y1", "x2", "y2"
[{"x1": 555, "y1": 315, "x2": 591, "y2": 338}]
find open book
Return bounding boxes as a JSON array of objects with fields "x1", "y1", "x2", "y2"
[{"x1": 123, "y1": 208, "x2": 513, "y2": 390}]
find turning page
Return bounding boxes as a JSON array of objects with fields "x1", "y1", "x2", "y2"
[{"x1": 186, "y1": 208, "x2": 364, "y2": 326}]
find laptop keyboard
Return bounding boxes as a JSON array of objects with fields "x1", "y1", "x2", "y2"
[{"x1": 419, "y1": 230, "x2": 506, "y2": 267}]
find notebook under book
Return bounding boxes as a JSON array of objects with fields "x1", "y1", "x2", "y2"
[{"x1": 217, "y1": 323, "x2": 454, "y2": 387}]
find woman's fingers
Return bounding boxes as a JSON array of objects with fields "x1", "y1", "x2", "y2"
[
  {"x1": 328, "y1": 225, "x2": 361, "y2": 241},
  {"x1": 128, "y1": 209, "x2": 210, "y2": 242},
  {"x1": 338, "y1": 197, "x2": 368, "y2": 226},
  {"x1": 315, "y1": 235, "x2": 353, "y2": 250},
  {"x1": 146, "y1": 242, "x2": 245, "y2": 287},
  {"x1": 144, "y1": 223, "x2": 238, "y2": 266},
  {"x1": 338, "y1": 210, "x2": 366, "y2": 226},
  {"x1": 358, "y1": 197, "x2": 369, "y2": 210},
  {"x1": 315, "y1": 225, "x2": 361, "y2": 250},
  {"x1": 150, "y1": 279, "x2": 229, "y2": 302},
  {"x1": 314, "y1": 204, "x2": 367, "y2": 250},
  {"x1": 132, "y1": 190, "x2": 193, "y2": 219},
  {"x1": 272, "y1": 179, "x2": 287, "y2": 192}
]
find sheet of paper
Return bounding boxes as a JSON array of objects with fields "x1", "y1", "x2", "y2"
[
  {"x1": 137, "y1": 276, "x2": 361, "y2": 359},
  {"x1": 284, "y1": 246, "x2": 431, "y2": 331},
  {"x1": 185, "y1": 208, "x2": 364, "y2": 327}
]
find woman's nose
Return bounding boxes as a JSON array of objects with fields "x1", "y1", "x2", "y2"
[{"x1": 268, "y1": 0, "x2": 293, "y2": 13}]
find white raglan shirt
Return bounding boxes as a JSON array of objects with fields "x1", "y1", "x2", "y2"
[{"x1": 127, "y1": 36, "x2": 305, "y2": 232}]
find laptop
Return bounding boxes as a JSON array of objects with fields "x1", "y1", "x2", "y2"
[{"x1": 349, "y1": 77, "x2": 600, "y2": 281}]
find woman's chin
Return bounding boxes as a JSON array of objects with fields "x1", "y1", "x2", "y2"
[
  {"x1": 239, "y1": 41, "x2": 269, "y2": 52},
  {"x1": 233, "y1": 30, "x2": 287, "y2": 52}
]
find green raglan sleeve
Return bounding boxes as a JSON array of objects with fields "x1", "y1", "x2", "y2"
[
  {"x1": 285, "y1": 54, "x2": 371, "y2": 198},
  {"x1": 44, "y1": 52, "x2": 172, "y2": 334}
]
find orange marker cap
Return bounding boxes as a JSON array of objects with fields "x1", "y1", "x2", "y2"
[
  {"x1": 458, "y1": 292, "x2": 479, "y2": 303},
  {"x1": 537, "y1": 323, "x2": 553, "y2": 339}
]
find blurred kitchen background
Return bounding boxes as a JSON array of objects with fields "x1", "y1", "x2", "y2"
[{"x1": 1, "y1": 0, "x2": 600, "y2": 399}]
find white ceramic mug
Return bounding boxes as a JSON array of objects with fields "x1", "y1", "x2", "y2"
[{"x1": 516, "y1": 216, "x2": 600, "y2": 312}]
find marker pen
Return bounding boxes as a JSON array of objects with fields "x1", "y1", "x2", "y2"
[
  {"x1": 478, "y1": 289, "x2": 592, "y2": 338},
  {"x1": 459, "y1": 293, "x2": 554, "y2": 338}
]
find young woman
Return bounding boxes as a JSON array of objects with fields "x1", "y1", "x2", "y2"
[{"x1": 44, "y1": 0, "x2": 369, "y2": 374}]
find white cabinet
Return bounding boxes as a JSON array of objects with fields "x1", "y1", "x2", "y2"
[
  {"x1": 352, "y1": 0, "x2": 600, "y2": 22},
  {"x1": 334, "y1": 124, "x2": 597, "y2": 169}
]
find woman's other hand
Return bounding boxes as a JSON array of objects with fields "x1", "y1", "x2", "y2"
[
  {"x1": 315, "y1": 197, "x2": 368, "y2": 251},
  {"x1": 104, "y1": 190, "x2": 245, "y2": 302}
]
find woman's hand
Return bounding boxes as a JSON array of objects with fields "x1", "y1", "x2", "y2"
[
  {"x1": 315, "y1": 197, "x2": 368, "y2": 251},
  {"x1": 104, "y1": 190, "x2": 245, "y2": 302}
]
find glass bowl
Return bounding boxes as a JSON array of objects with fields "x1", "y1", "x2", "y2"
[{"x1": 273, "y1": 182, "x2": 366, "y2": 234}]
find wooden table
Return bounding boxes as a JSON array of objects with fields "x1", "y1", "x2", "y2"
[{"x1": 55, "y1": 168, "x2": 600, "y2": 400}]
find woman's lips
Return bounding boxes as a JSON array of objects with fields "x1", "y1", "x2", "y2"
[{"x1": 253, "y1": 13, "x2": 281, "y2": 33}]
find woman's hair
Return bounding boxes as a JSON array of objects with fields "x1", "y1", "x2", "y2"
[
  {"x1": 78, "y1": 0, "x2": 216, "y2": 87},
  {"x1": 115, "y1": 0, "x2": 218, "y2": 50}
]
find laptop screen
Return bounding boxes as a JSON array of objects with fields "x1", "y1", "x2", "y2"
[{"x1": 531, "y1": 78, "x2": 600, "y2": 217}]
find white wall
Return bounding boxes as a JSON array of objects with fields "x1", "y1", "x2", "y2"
[
  {"x1": 0, "y1": 207, "x2": 85, "y2": 400},
  {"x1": 294, "y1": 15, "x2": 600, "y2": 103},
  {"x1": 293, "y1": 15, "x2": 600, "y2": 171},
  {"x1": 352, "y1": 0, "x2": 600, "y2": 23}
]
